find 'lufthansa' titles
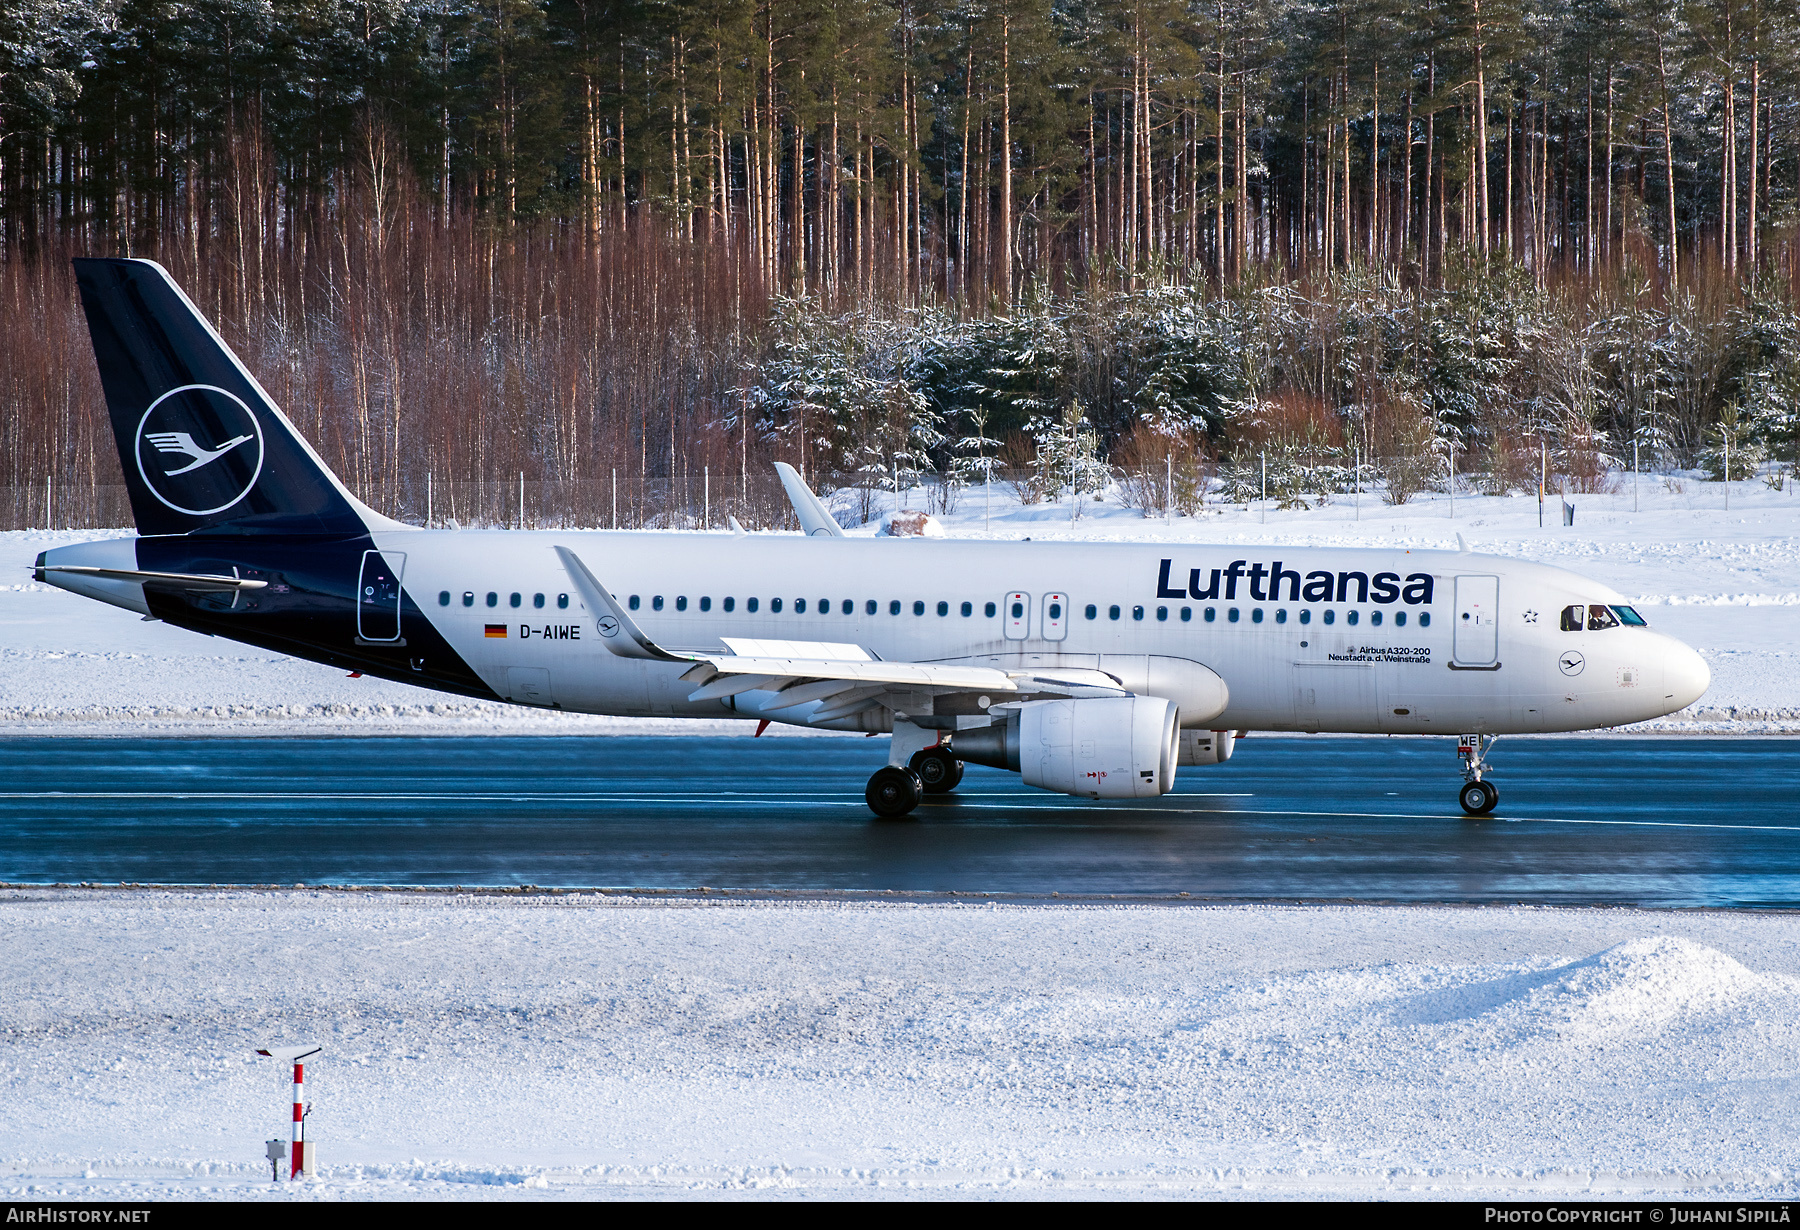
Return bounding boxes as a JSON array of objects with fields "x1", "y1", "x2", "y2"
[{"x1": 1157, "y1": 559, "x2": 1435, "y2": 605}]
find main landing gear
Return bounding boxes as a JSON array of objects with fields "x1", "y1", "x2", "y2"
[
  {"x1": 1457, "y1": 734, "x2": 1499, "y2": 815},
  {"x1": 864, "y1": 746, "x2": 965, "y2": 820},
  {"x1": 866, "y1": 766, "x2": 924, "y2": 819},
  {"x1": 909, "y1": 747, "x2": 964, "y2": 794}
]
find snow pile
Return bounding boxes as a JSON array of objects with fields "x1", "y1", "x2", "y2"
[
  {"x1": 1518, "y1": 938, "x2": 1779, "y2": 1037},
  {"x1": 1392, "y1": 937, "x2": 1782, "y2": 1040},
  {"x1": 6, "y1": 892, "x2": 1800, "y2": 1201}
]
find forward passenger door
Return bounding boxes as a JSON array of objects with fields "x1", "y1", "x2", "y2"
[{"x1": 1452, "y1": 575, "x2": 1500, "y2": 667}]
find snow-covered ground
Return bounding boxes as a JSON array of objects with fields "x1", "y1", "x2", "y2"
[
  {"x1": 3, "y1": 471, "x2": 1796, "y2": 736},
  {"x1": 5, "y1": 889, "x2": 1800, "y2": 1201}
]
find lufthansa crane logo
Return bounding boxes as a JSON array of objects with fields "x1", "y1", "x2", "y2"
[{"x1": 134, "y1": 385, "x2": 265, "y2": 516}]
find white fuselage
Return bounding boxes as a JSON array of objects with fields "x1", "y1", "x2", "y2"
[{"x1": 369, "y1": 530, "x2": 1709, "y2": 736}]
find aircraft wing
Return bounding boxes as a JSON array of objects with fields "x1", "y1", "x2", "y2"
[
  {"x1": 554, "y1": 546, "x2": 1126, "y2": 723},
  {"x1": 677, "y1": 655, "x2": 1126, "y2": 722}
]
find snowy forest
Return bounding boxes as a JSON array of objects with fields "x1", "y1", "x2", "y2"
[{"x1": 2, "y1": 0, "x2": 1799, "y2": 529}]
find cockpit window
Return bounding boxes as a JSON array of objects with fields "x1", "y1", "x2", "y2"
[
  {"x1": 1561, "y1": 605, "x2": 1584, "y2": 632},
  {"x1": 1588, "y1": 604, "x2": 1620, "y2": 630},
  {"x1": 1610, "y1": 605, "x2": 1648, "y2": 626}
]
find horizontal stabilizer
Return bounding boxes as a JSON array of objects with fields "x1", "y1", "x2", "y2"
[{"x1": 37, "y1": 564, "x2": 267, "y2": 592}]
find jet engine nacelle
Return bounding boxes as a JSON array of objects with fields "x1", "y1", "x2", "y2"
[
  {"x1": 1177, "y1": 729, "x2": 1236, "y2": 766},
  {"x1": 955, "y1": 696, "x2": 1180, "y2": 799}
]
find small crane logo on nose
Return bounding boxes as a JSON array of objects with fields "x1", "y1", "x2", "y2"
[{"x1": 1558, "y1": 651, "x2": 1586, "y2": 676}]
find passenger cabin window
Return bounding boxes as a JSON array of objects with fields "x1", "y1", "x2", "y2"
[
  {"x1": 1251, "y1": 608, "x2": 1263, "y2": 623},
  {"x1": 1132, "y1": 606, "x2": 1144, "y2": 621},
  {"x1": 628, "y1": 595, "x2": 640, "y2": 610},
  {"x1": 771, "y1": 598, "x2": 783, "y2": 612},
  {"x1": 699, "y1": 597, "x2": 711, "y2": 611},
  {"x1": 1109, "y1": 605, "x2": 1122, "y2": 621},
  {"x1": 795, "y1": 599, "x2": 807, "y2": 613},
  {"x1": 1204, "y1": 607, "x2": 1215, "y2": 622},
  {"x1": 843, "y1": 600, "x2": 854, "y2": 615},
  {"x1": 487, "y1": 592, "x2": 499, "y2": 608},
  {"x1": 510, "y1": 592, "x2": 522, "y2": 608},
  {"x1": 937, "y1": 601, "x2": 949, "y2": 616},
  {"x1": 866, "y1": 600, "x2": 877, "y2": 615},
  {"x1": 1299, "y1": 609, "x2": 1311, "y2": 625},
  {"x1": 961, "y1": 601, "x2": 973, "y2": 617},
  {"x1": 985, "y1": 602, "x2": 997, "y2": 618},
  {"x1": 1180, "y1": 607, "x2": 1192, "y2": 622},
  {"x1": 651, "y1": 595, "x2": 663, "y2": 611},
  {"x1": 1085, "y1": 604, "x2": 1098, "y2": 620},
  {"x1": 463, "y1": 592, "x2": 475, "y2": 608},
  {"x1": 747, "y1": 598, "x2": 759, "y2": 612},
  {"x1": 913, "y1": 600, "x2": 926, "y2": 616},
  {"x1": 557, "y1": 594, "x2": 569, "y2": 609},
  {"x1": 675, "y1": 596, "x2": 688, "y2": 611},
  {"x1": 438, "y1": 591, "x2": 451, "y2": 606},
  {"x1": 890, "y1": 600, "x2": 902, "y2": 616},
  {"x1": 724, "y1": 597, "x2": 736, "y2": 612},
  {"x1": 533, "y1": 593, "x2": 545, "y2": 609}
]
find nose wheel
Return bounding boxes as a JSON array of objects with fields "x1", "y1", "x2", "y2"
[
  {"x1": 1459, "y1": 779, "x2": 1499, "y2": 815},
  {"x1": 1456, "y1": 734, "x2": 1499, "y2": 815}
]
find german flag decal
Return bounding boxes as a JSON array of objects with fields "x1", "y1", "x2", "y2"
[{"x1": 484, "y1": 624, "x2": 507, "y2": 638}]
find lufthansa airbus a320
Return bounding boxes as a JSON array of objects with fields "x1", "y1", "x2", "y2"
[{"x1": 38, "y1": 258, "x2": 1710, "y2": 817}]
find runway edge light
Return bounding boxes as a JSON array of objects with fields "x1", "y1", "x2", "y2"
[{"x1": 256, "y1": 1044, "x2": 321, "y2": 1179}]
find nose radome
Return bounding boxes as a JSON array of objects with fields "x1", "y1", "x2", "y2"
[{"x1": 1661, "y1": 638, "x2": 1711, "y2": 713}]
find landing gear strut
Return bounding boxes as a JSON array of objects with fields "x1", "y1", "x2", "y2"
[
  {"x1": 1457, "y1": 734, "x2": 1499, "y2": 815},
  {"x1": 908, "y1": 747, "x2": 964, "y2": 794},
  {"x1": 866, "y1": 766, "x2": 924, "y2": 819}
]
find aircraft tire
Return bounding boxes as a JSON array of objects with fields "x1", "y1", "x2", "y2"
[
  {"x1": 1459, "y1": 780, "x2": 1499, "y2": 815},
  {"x1": 909, "y1": 748, "x2": 963, "y2": 794},
  {"x1": 867, "y1": 766, "x2": 924, "y2": 819}
]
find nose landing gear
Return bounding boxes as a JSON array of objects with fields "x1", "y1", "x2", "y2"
[{"x1": 1457, "y1": 734, "x2": 1499, "y2": 815}]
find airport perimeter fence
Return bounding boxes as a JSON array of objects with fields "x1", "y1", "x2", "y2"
[{"x1": 0, "y1": 472, "x2": 817, "y2": 533}]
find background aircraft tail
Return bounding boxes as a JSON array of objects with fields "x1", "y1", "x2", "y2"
[{"x1": 73, "y1": 257, "x2": 379, "y2": 537}]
